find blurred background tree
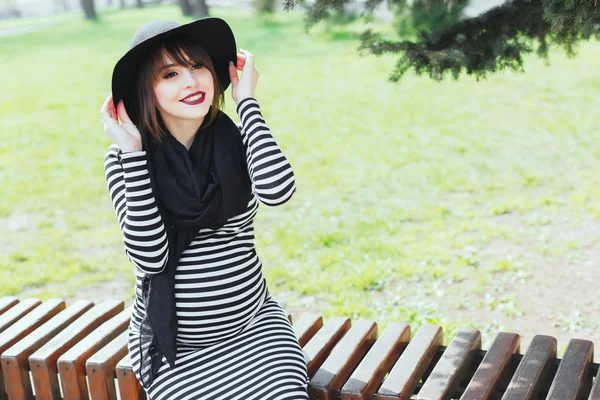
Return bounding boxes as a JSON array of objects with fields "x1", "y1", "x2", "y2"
[
  {"x1": 255, "y1": 0, "x2": 276, "y2": 15},
  {"x1": 283, "y1": 0, "x2": 600, "y2": 82},
  {"x1": 81, "y1": 0, "x2": 96, "y2": 19},
  {"x1": 178, "y1": 0, "x2": 207, "y2": 17},
  {"x1": 191, "y1": 0, "x2": 208, "y2": 17}
]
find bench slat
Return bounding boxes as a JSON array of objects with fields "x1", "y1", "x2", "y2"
[
  {"x1": 588, "y1": 356, "x2": 600, "y2": 400},
  {"x1": 461, "y1": 332, "x2": 520, "y2": 400},
  {"x1": 501, "y1": 335, "x2": 557, "y2": 400},
  {"x1": 57, "y1": 307, "x2": 131, "y2": 399},
  {"x1": 546, "y1": 339, "x2": 593, "y2": 400},
  {"x1": 340, "y1": 323, "x2": 410, "y2": 400},
  {"x1": 376, "y1": 324, "x2": 443, "y2": 400},
  {"x1": 0, "y1": 300, "x2": 65, "y2": 352},
  {"x1": 3, "y1": 296, "x2": 599, "y2": 400},
  {"x1": 0, "y1": 299, "x2": 64, "y2": 399},
  {"x1": 416, "y1": 328, "x2": 482, "y2": 400},
  {"x1": 86, "y1": 330, "x2": 128, "y2": 400},
  {"x1": 309, "y1": 320, "x2": 378, "y2": 400},
  {"x1": 0, "y1": 297, "x2": 19, "y2": 315},
  {"x1": 1, "y1": 300, "x2": 94, "y2": 400},
  {"x1": 293, "y1": 315, "x2": 324, "y2": 348},
  {"x1": 28, "y1": 300, "x2": 123, "y2": 400},
  {"x1": 116, "y1": 354, "x2": 146, "y2": 400},
  {"x1": 304, "y1": 317, "x2": 351, "y2": 378},
  {"x1": 0, "y1": 299, "x2": 41, "y2": 334}
]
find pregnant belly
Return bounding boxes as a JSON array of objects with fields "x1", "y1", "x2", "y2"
[{"x1": 173, "y1": 252, "x2": 267, "y2": 346}]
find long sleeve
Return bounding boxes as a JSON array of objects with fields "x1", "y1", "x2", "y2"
[
  {"x1": 104, "y1": 144, "x2": 169, "y2": 274},
  {"x1": 236, "y1": 97, "x2": 296, "y2": 206}
]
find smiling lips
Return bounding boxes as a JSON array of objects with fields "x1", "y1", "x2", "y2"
[{"x1": 180, "y1": 91, "x2": 206, "y2": 105}]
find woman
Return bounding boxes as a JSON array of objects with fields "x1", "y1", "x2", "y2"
[{"x1": 101, "y1": 18, "x2": 309, "y2": 399}]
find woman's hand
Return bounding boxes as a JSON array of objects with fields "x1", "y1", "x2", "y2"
[
  {"x1": 100, "y1": 94, "x2": 142, "y2": 153},
  {"x1": 228, "y1": 49, "x2": 259, "y2": 105}
]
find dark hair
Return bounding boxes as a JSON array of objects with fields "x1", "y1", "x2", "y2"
[{"x1": 135, "y1": 35, "x2": 225, "y2": 142}]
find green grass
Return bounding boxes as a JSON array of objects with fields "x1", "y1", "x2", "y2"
[
  {"x1": 2, "y1": 6, "x2": 600, "y2": 345},
  {"x1": 0, "y1": 12, "x2": 79, "y2": 30}
]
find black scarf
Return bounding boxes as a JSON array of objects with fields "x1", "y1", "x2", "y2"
[{"x1": 137, "y1": 109, "x2": 252, "y2": 389}]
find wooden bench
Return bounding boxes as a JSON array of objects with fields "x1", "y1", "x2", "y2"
[{"x1": 1, "y1": 296, "x2": 599, "y2": 399}]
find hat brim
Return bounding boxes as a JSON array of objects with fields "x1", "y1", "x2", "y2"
[{"x1": 111, "y1": 18, "x2": 236, "y2": 126}]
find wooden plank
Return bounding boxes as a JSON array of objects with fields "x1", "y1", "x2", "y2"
[
  {"x1": 546, "y1": 339, "x2": 593, "y2": 400},
  {"x1": 28, "y1": 300, "x2": 123, "y2": 400},
  {"x1": 293, "y1": 315, "x2": 323, "y2": 348},
  {"x1": 501, "y1": 335, "x2": 557, "y2": 400},
  {"x1": 309, "y1": 320, "x2": 377, "y2": 400},
  {"x1": 0, "y1": 297, "x2": 18, "y2": 315},
  {"x1": 0, "y1": 299, "x2": 64, "y2": 400},
  {"x1": 304, "y1": 317, "x2": 351, "y2": 378},
  {"x1": 461, "y1": 332, "x2": 520, "y2": 400},
  {"x1": 376, "y1": 325, "x2": 443, "y2": 400},
  {"x1": 340, "y1": 323, "x2": 410, "y2": 400},
  {"x1": 116, "y1": 354, "x2": 146, "y2": 400},
  {"x1": 416, "y1": 328, "x2": 482, "y2": 400},
  {"x1": 0, "y1": 299, "x2": 40, "y2": 334},
  {"x1": 0, "y1": 299, "x2": 65, "y2": 353},
  {"x1": 57, "y1": 307, "x2": 131, "y2": 400},
  {"x1": 588, "y1": 354, "x2": 600, "y2": 400},
  {"x1": 1, "y1": 300, "x2": 93, "y2": 400},
  {"x1": 86, "y1": 330, "x2": 129, "y2": 400}
]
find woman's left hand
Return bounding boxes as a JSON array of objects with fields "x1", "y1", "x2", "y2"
[{"x1": 229, "y1": 49, "x2": 259, "y2": 105}]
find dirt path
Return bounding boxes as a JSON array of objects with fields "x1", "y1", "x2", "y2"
[{"x1": 442, "y1": 210, "x2": 600, "y2": 360}]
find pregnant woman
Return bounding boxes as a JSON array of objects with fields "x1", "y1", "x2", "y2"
[{"x1": 101, "y1": 18, "x2": 309, "y2": 399}]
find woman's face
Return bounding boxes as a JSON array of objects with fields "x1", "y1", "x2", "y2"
[{"x1": 153, "y1": 53, "x2": 215, "y2": 125}]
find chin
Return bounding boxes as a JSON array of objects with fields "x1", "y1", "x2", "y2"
[{"x1": 176, "y1": 107, "x2": 211, "y2": 120}]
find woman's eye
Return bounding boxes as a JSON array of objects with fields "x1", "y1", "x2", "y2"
[
  {"x1": 163, "y1": 71, "x2": 177, "y2": 79},
  {"x1": 192, "y1": 63, "x2": 204, "y2": 70}
]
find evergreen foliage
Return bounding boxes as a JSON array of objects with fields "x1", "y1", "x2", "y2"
[
  {"x1": 394, "y1": 0, "x2": 469, "y2": 38},
  {"x1": 283, "y1": 0, "x2": 600, "y2": 81}
]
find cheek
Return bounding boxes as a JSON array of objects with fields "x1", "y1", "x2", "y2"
[
  {"x1": 198, "y1": 70, "x2": 215, "y2": 97},
  {"x1": 153, "y1": 82, "x2": 176, "y2": 107}
]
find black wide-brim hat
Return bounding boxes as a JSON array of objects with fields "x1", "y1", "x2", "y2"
[{"x1": 111, "y1": 18, "x2": 236, "y2": 125}]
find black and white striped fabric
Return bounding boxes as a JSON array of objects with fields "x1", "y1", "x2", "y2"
[{"x1": 104, "y1": 98, "x2": 308, "y2": 399}]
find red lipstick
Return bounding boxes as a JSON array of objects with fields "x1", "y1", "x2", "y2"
[{"x1": 180, "y1": 91, "x2": 206, "y2": 105}]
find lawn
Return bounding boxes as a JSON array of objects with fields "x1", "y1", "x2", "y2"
[
  {"x1": 0, "y1": 12, "x2": 78, "y2": 30},
  {"x1": 1, "y1": 5, "x2": 600, "y2": 349}
]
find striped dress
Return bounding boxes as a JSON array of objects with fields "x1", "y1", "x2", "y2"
[{"x1": 104, "y1": 98, "x2": 309, "y2": 400}]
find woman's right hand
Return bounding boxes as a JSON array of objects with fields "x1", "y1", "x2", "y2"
[{"x1": 101, "y1": 94, "x2": 142, "y2": 153}]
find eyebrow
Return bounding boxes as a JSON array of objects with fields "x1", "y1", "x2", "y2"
[
  {"x1": 157, "y1": 60, "x2": 200, "y2": 73},
  {"x1": 158, "y1": 63, "x2": 178, "y2": 73}
]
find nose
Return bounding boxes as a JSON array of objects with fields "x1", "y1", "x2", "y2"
[{"x1": 182, "y1": 68, "x2": 197, "y2": 88}]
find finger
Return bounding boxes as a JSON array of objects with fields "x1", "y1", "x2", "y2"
[
  {"x1": 101, "y1": 94, "x2": 111, "y2": 114},
  {"x1": 100, "y1": 103, "x2": 116, "y2": 123},
  {"x1": 122, "y1": 123, "x2": 142, "y2": 143},
  {"x1": 102, "y1": 95, "x2": 118, "y2": 121},
  {"x1": 117, "y1": 101, "x2": 134, "y2": 125},
  {"x1": 239, "y1": 49, "x2": 253, "y2": 63},
  {"x1": 229, "y1": 62, "x2": 239, "y2": 84},
  {"x1": 236, "y1": 54, "x2": 246, "y2": 70},
  {"x1": 100, "y1": 111, "x2": 119, "y2": 131},
  {"x1": 108, "y1": 96, "x2": 118, "y2": 120},
  {"x1": 100, "y1": 103, "x2": 109, "y2": 120},
  {"x1": 239, "y1": 49, "x2": 254, "y2": 72}
]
